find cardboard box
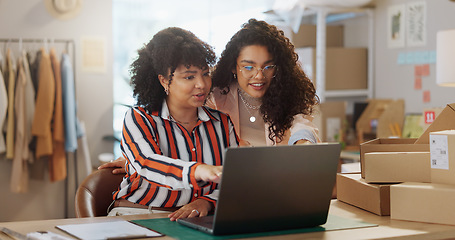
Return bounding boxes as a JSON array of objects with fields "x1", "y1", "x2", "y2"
[
  {"x1": 292, "y1": 24, "x2": 344, "y2": 48},
  {"x1": 364, "y1": 152, "x2": 431, "y2": 183},
  {"x1": 430, "y1": 130, "x2": 455, "y2": 185},
  {"x1": 360, "y1": 138, "x2": 429, "y2": 178},
  {"x1": 415, "y1": 103, "x2": 455, "y2": 144},
  {"x1": 337, "y1": 173, "x2": 393, "y2": 216},
  {"x1": 421, "y1": 107, "x2": 444, "y2": 132},
  {"x1": 296, "y1": 47, "x2": 367, "y2": 90},
  {"x1": 313, "y1": 101, "x2": 347, "y2": 142},
  {"x1": 391, "y1": 182, "x2": 455, "y2": 225}
]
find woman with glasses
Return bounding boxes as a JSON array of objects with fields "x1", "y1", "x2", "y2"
[{"x1": 208, "y1": 18, "x2": 320, "y2": 146}]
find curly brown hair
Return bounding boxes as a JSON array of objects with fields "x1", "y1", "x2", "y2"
[
  {"x1": 211, "y1": 19, "x2": 319, "y2": 143},
  {"x1": 130, "y1": 27, "x2": 216, "y2": 113}
]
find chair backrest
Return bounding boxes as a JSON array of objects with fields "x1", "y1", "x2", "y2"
[{"x1": 75, "y1": 167, "x2": 124, "y2": 217}]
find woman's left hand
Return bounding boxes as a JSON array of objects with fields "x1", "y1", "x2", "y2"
[{"x1": 168, "y1": 199, "x2": 213, "y2": 221}]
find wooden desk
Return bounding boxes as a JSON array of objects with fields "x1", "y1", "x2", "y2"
[{"x1": 2, "y1": 200, "x2": 455, "y2": 240}]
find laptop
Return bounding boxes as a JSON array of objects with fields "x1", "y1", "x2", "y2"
[{"x1": 177, "y1": 143, "x2": 341, "y2": 235}]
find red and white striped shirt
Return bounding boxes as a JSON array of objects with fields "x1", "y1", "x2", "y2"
[{"x1": 113, "y1": 101, "x2": 239, "y2": 208}]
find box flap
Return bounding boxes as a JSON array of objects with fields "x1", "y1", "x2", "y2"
[{"x1": 415, "y1": 103, "x2": 455, "y2": 144}]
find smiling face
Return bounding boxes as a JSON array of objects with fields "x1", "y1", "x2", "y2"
[
  {"x1": 160, "y1": 64, "x2": 212, "y2": 111},
  {"x1": 235, "y1": 45, "x2": 275, "y2": 98}
]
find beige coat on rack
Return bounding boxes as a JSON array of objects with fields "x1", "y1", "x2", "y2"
[
  {"x1": 11, "y1": 50, "x2": 36, "y2": 192},
  {"x1": 11, "y1": 56, "x2": 30, "y2": 193}
]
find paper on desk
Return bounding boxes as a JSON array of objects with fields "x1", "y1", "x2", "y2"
[
  {"x1": 27, "y1": 231, "x2": 73, "y2": 240},
  {"x1": 56, "y1": 220, "x2": 162, "y2": 240}
]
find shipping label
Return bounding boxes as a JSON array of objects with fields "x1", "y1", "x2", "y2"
[{"x1": 430, "y1": 134, "x2": 449, "y2": 169}]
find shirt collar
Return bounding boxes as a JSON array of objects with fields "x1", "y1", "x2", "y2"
[{"x1": 159, "y1": 100, "x2": 215, "y2": 123}]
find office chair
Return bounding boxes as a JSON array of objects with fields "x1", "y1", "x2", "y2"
[{"x1": 75, "y1": 167, "x2": 124, "y2": 217}]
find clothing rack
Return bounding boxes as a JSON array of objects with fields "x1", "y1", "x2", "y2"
[
  {"x1": 0, "y1": 38, "x2": 76, "y2": 81},
  {"x1": 0, "y1": 38, "x2": 77, "y2": 219}
]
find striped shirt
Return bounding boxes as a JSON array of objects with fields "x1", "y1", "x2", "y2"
[{"x1": 113, "y1": 101, "x2": 239, "y2": 208}]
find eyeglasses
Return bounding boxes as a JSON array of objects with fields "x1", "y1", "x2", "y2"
[{"x1": 238, "y1": 65, "x2": 277, "y2": 79}]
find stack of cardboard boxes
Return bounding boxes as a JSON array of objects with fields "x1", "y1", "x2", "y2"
[
  {"x1": 337, "y1": 103, "x2": 455, "y2": 224},
  {"x1": 391, "y1": 129, "x2": 455, "y2": 225}
]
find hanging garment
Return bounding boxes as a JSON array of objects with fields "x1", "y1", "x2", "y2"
[
  {"x1": 21, "y1": 50, "x2": 36, "y2": 164},
  {"x1": 61, "y1": 53, "x2": 81, "y2": 152},
  {"x1": 0, "y1": 68, "x2": 7, "y2": 154},
  {"x1": 27, "y1": 50, "x2": 40, "y2": 178},
  {"x1": 31, "y1": 48, "x2": 55, "y2": 160},
  {"x1": 11, "y1": 57, "x2": 30, "y2": 193},
  {"x1": 1, "y1": 51, "x2": 6, "y2": 83},
  {"x1": 5, "y1": 49, "x2": 16, "y2": 159},
  {"x1": 28, "y1": 50, "x2": 41, "y2": 98},
  {"x1": 0, "y1": 51, "x2": 4, "y2": 74},
  {"x1": 2, "y1": 52, "x2": 8, "y2": 155},
  {"x1": 49, "y1": 48, "x2": 67, "y2": 182},
  {"x1": 10, "y1": 50, "x2": 37, "y2": 192}
]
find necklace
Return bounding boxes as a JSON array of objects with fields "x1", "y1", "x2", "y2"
[
  {"x1": 238, "y1": 89, "x2": 260, "y2": 123},
  {"x1": 170, "y1": 114, "x2": 198, "y2": 125}
]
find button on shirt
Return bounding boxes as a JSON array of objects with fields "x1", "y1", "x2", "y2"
[{"x1": 113, "y1": 102, "x2": 239, "y2": 208}]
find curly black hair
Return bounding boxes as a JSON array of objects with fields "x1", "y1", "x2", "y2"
[
  {"x1": 211, "y1": 19, "x2": 319, "y2": 143},
  {"x1": 130, "y1": 27, "x2": 216, "y2": 113}
]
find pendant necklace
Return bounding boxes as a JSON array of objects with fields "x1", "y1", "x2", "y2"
[{"x1": 238, "y1": 89, "x2": 260, "y2": 123}]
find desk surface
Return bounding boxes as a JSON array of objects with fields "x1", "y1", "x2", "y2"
[{"x1": 1, "y1": 200, "x2": 455, "y2": 240}]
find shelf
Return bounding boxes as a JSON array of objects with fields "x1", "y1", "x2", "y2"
[
  {"x1": 301, "y1": 8, "x2": 369, "y2": 24},
  {"x1": 311, "y1": 7, "x2": 374, "y2": 102},
  {"x1": 267, "y1": 4, "x2": 375, "y2": 102},
  {"x1": 325, "y1": 89, "x2": 370, "y2": 98}
]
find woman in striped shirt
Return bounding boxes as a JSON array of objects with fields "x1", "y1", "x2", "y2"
[{"x1": 110, "y1": 27, "x2": 239, "y2": 221}]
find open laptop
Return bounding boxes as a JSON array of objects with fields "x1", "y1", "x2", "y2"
[{"x1": 177, "y1": 143, "x2": 341, "y2": 235}]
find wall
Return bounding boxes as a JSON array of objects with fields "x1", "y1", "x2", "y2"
[
  {"x1": 373, "y1": 0, "x2": 455, "y2": 113},
  {"x1": 0, "y1": 0, "x2": 113, "y2": 221}
]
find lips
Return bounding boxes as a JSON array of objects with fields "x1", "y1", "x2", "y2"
[
  {"x1": 193, "y1": 93, "x2": 206, "y2": 101},
  {"x1": 249, "y1": 82, "x2": 266, "y2": 90}
]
